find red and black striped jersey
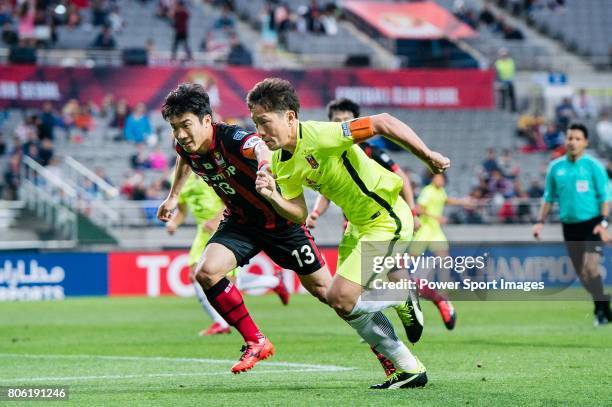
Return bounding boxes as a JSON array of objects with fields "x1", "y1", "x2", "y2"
[{"x1": 175, "y1": 122, "x2": 292, "y2": 230}]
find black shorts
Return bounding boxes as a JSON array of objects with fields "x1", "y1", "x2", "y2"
[
  {"x1": 562, "y1": 217, "x2": 603, "y2": 252},
  {"x1": 208, "y1": 219, "x2": 325, "y2": 275},
  {"x1": 562, "y1": 217, "x2": 604, "y2": 274}
]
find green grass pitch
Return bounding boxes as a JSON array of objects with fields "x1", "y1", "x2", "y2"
[{"x1": 0, "y1": 294, "x2": 610, "y2": 406}]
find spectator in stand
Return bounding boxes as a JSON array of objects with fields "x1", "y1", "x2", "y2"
[
  {"x1": 305, "y1": 0, "x2": 322, "y2": 33},
  {"x1": 0, "y1": 1, "x2": 12, "y2": 26},
  {"x1": 38, "y1": 102, "x2": 57, "y2": 141},
  {"x1": 572, "y1": 88, "x2": 597, "y2": 119},
  {"x1": 157, "y1": 0, "x2": 175, "y2": 20},
  {"x1": 91, "y1": 0, "x2": 110, "y2": 26},
  {"x1": 148, "y1": 145, "x2": 168, "y2": 171},
  {"x1": 94, "y1": 166, "x2": 113, "y2": 186},
  {"x1": 22, "y1": 130, "x2": 38, "y2": 157},
  {"x1": 130, "y1": 144, "x2": 150, "y2": 170},
  {"x1": 527, "y1": 179, "x2": 544, "y2": 199},
  {"x1": 500, "y1": 20, "x2": 524, "y2": 40},
  {"x1": 62, "y1": 99, "x2": 80, "y2": 130},
  {"x1": 0, "y1": 132, "x2": 5, "y2": 156},
  {"x1": 3, "y1": 153, "x2": 21, "y2": 200},
  {"x1": 74, "y1": 103, "x2": 94, "y2": 133},
  {"x1": 2, "y1": 21, "x2": 18, "y2": 46},
  {"x1": 100, "y1": 93, "x2": 116, "y2": 124},
  {"x1": 543, "y1": 121, "x2": 564, "y2": 151},
  {"x1": 607, "y1": 161, "x2": 612, "y2": 179},
  {"x1": 320, "y1": 3, "x2": 338, "y2": 36},
  {"x1": 595, "y1": 111, "x2": 612, "y2": 152},
  {"x1": 227, "y1": 32, "x2": 252, "y2": 66},
  {"x1": 495, "y1": 48, "x2": 516, "y2": 112},
  {"x1": 107, "y1": 5, "x2": 124, "y2": 33},
  {"x1": 92, "y1": 24, "x2": 116, "y2": 49},
  {"x1": 513, "y1": 179, "x2": 533, "y2": 223},
  {"x1": 171, "y1": 0, "x2": 192, "y2": 61},
  {"x1": 38, "y1": 138, "x2": 54, "y2": 166},
  {"x1": 17, "y1": 1, "x2": 35, "y2": 47},
  {"x1": 488, "y1": 169, "x2": 514, "y2": 198},
  {"x1": 146, "y1": 178, "x2": 166, "y2": 200},
  {"x1": 214, "y1": 4, "x2": 235, "y2": 30},
  {"x1": 112, "y1": 98, "x2": 130, "y2": 132},
  {"x1": 498, "y1": 149, "x2": 520, "y2": 180},
  {"x1": 66, "y1": 4, "x2": 82, "y2": 28},
  {"x1": 124, "y1": 102, "x2": 151, "y2": 144},
  {"x1": 479, "y1": 4, "x2": 495, "y2": 26},
  {"x1": 555, "y1": 97, "x2": 576, "y2": 131},
  {"x1": 453, "y1": 0, "x2": 478, "y2": 29},
  {"x1": 481, "y1": 147, "x2": 500, "y2": 175}
]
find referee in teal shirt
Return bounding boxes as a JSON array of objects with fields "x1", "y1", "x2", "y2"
[{"x1": 533, "y1": 123, "x2": 611, "y2": 325}]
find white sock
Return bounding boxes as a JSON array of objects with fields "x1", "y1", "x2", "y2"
[
  {"x1": 193, "y1": 282, "x2": 228, "y2": 327},
  {"x1": 346, "y1": 312, "x2": 417, "y2": 372},
  {"x1": 348, "y1": 296, "x2": 403, "y2": 317},
  {"x1": 236, "y1": 273, "x2": 280, "y2": 290}
]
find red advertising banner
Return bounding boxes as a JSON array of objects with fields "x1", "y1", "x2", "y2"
[
  {"x1": 344, "y1": 0, "x2": 478, "y2": 40},
  {"x1": 108, "y1": 248, "x2": 338, "y2": 297},
  {"x1": 0, "y1": 66, "x2": 494, "y2": 114}
]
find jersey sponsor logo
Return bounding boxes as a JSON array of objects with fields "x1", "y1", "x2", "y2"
[
  {"x1": 305, "y1": 154, "x2": 320, "y2": 169},
  {"x1": 341, "y1": 122, "x2": 352, "y2": 138},
  {"x1": 232, "y1": 130, "x2": 249, "y2": 141}
]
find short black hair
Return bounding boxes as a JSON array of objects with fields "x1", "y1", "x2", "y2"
[
  {"x1": 246, "y1": 78, "x2": 300, "y2": 117},
  {"x1": 568, "y1": 123, "x2": 588, "y2": 139},
  {"x1": 326, "y1": 98, "x2": 360, "y2": 120},
  {"x1": 161, "y1": 83, "x2": 212, "y2": 122}
]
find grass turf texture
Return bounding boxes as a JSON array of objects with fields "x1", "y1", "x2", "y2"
[{"x1": 0, "y1": 294, "x2": 610, "y2": 406}]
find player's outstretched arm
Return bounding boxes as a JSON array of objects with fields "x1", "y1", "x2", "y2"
[
  {"x1": 158, "y1": 155, "x2": 191, "y2": 222},
  {"x1": 367, "y1": 113, "x2": 450, "y2": 174},
  {"x1": 255, "y1": 170, "x2": 308, "y2": 224}
]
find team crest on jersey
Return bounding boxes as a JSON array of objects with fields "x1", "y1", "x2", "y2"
[
  {"x1": 214, "y1": 152, "x2": 226, "y2": 167},
  {"x1": 305, "y1": 154, "x2": 319, "y2": 169},
  {"x1": 232, "y1": 130, "x2": 249, "y2": 141}
]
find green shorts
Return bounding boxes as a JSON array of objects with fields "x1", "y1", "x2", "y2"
[
  {"x1": 336, "y1": 198, "x2": 413, "y2": 286},
  {"x1": 189, "y1": 226, "x2": 239, "y2": 277},
  {"x1": 410, "y1": 223, "x2": 449, "y2": 255}
]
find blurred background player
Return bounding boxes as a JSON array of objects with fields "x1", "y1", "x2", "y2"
[
  {"x1": 533, "y1": 123, "x2": 611, "y2": 325},
  {"x1": 165, "y1": 172, "x2": 290, "y2": 336},
  {"x1": 306, "y1": 98, "x2": 458, "y2": 331},
  {"x1": 411, "y1": 173, "x2": 475, "y2": 329}
]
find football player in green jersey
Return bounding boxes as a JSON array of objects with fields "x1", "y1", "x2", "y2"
[{"x1": 248, "y1": 78, "x2": 450, "y2": 389}]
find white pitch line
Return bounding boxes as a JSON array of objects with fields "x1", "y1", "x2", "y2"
[
  {"x1": 0, "y1": 368, "x2": 339, "y2": 384},
  {"x1": 0, "y1": 353, "x2": 355, "y2": 382},
  {"x1": 0, "y1": 353, "x2": 353, "y2": 371}
]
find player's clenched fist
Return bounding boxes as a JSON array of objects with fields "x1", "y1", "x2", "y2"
[
  {"x1": 255, "y1": 170, "x2": 277, "y2": 199},
  {"x1": 426, "y1": 151, "x2": 450, "y2": 174},
  {"x1": 157, "y1": 196, "x2": 178, "y2": 222}
]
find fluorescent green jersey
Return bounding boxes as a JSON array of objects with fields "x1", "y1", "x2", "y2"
[
  {"x1": 417, "y1": 184, "x2": 447, "y2": 228},
  {"x1": 178, "y1": 173, "x2": 224, "y2": 224},
  {"x1": 272, "y1": 121, "x2": 403, "y2": 226}
]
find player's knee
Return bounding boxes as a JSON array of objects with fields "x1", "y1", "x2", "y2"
[
  {"x1": 194, "y1": 262, "x2": 223, "y2": 289},
  {"x1": 326, "y1": 292, "x2": 354, "y2": 317}
]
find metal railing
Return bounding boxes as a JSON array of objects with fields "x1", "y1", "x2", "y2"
[{"x1": 19, "y1": 156, "x2": 78, "y2": 242}]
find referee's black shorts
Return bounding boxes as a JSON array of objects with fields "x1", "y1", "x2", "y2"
[
  {"x1": 208, "y1": 218, "x2": 325, "y2": 275},
  {"x1": 562, "y1": 217, "x2": 604, "y2": 274}
]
